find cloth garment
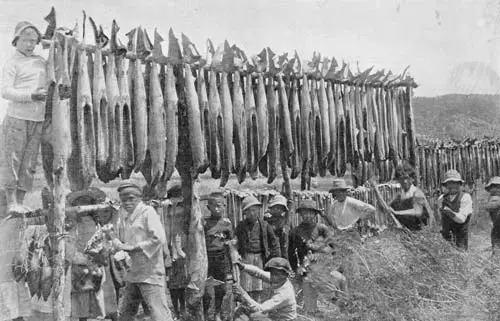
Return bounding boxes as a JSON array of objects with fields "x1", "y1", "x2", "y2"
[
  {"x1": 437, "y1": 192, "x2": 473, "y2": 224},
  {"x1": 240, "y1": 253, "x2": 264, "y2": 293},
  {"x1": 0, "y1": 115, "x2": 43, "y2": 191},
  {"x1": 2, "y1": 50, "x2": 46, "y2": 121},
  {"x1": 0, "y1": 281, "x2": 32, "y2": 321},
  {"x1": 328, "y1": 196, "x2": 376, "y2": 230},
  {"x1": 484, "y1": 195, "x2": 500, "y2": 252},
  {"x1": 236, "y1": 218, "x2": 281, "y2": 262},
  {"x1": 113, "y1": 202, "x2": 167, "y2": 285},
  {"x1": 204, "y1": 216, "x2": 234, "y2": 253},
  {"x1": 239, "y1": 264, "x2": 296, "y2": 321},
  {"x1": 288, "y1": 223, "x2": 332, "y2": 270},
  {"x1": 273, "y1": 226, "x2": 290, "y2": 260},
  {"x1": 441, "y1": 213, "x2": 471, "y2": 250},
  {"x1": 390, "y1": 185, "x2": 430, "y2": 231},
  {"x1": 168, "y1": 257, "x2": 188, "y2": 290},
  {"x1": 169, "y1": 288, "x2": 186, "y2": 319},
  {"x1": 70, "y1": 214, "x2": 105, "y2": 319},
  {"x1": 248, "y1": 222, "x2": 263, "y2": 253},
  {"x1": 118, "y1": 282, "x2": 173, "y2": 321}
]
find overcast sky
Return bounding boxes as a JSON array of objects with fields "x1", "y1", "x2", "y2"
[{"x1": 0, "y1": 0, "x2": 496, "y2": 119}]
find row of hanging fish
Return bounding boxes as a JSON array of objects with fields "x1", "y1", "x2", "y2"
[
  {"x1": 415, "y1": 139, "x2": 500, "y2": 193},
  {"x1": 41, "y1": 10, "x2": 417, "y2": 192}
]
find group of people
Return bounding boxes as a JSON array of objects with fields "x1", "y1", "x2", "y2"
[{"x1": 3, "y1": 19, "x2": 500, "y2": 321}]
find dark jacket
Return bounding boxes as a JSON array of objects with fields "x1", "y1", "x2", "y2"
[
  {"x1": 288, "y1": 223, "x2": 331, "y2": 270},
  {"x1": 235, "y1": 218, "x2": 281, "y2": 262}
]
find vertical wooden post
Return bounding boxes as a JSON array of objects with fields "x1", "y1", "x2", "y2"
[
  {"x1": 51, "y1": 171, "x2": 66, "y2": 321},
  {"x1": 175, "y1": 63, "x2": 207, "y2": 321},
  {"x1": 405, "y1": 85, "x2": 417, "y2": 168}
]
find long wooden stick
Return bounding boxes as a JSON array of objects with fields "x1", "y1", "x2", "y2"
[{"x1": 51, "y1": 172, "x2": 66, "y2": 321}]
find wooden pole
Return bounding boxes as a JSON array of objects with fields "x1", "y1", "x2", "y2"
[
  {"x1": 175, "y1": 62, "x2": 207, "y2": 321},
  {"x1": 406, "y1": 86, "x2": 417, "y2": 168},
  {"x1": 51, "y1": 171, "x2": 66, "y2": 321}
]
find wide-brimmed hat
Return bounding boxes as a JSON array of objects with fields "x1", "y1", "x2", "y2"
[
  {"x1": 297, "y1": 199, "x2": 321, "y2": 214},
  {"x1": 67, "y1": 187, "x2": 106, "y2": 207},
  {"x1": 264, "y1": 257, "x2": 292, "y2": 275},
  {"x1": 242, "y1": 195, "x2": 262, "y2": 212},
  {"x1": 486, "y1": 176, "x2": 500, "y2": 191},
  {"x1": 442, "y1": 170, "x2": 464, "y2": 185},
  {"x1": 12, "y1": 21, "x2": 41, "y2": 46},
  {"x1": 268, "y1": 194, "x2": 288, "y2": 211},
  {"x1": 329, "y1": 179, "x2": 349, "y2": 193}
]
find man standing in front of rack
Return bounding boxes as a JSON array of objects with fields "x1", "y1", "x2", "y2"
[
  {"x1": 104, "y1": 180, "x2": 174, "y2": 321},
  {"x1": 1, "y1": 21, "x2": 47, "y2": 213}
]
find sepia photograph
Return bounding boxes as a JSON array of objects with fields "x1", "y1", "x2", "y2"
[{"x1": 0, "y1": 0, "x2": 499, "y2": 320}]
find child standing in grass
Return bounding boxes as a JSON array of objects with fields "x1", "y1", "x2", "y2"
[{"x1": 485, "y1": 177, "x2": 500, "y2": 256}]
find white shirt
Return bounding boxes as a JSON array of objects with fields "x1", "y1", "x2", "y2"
[
  {"x1": 2, "y1": 50, "x2": 47, "y2": 121},
  {"x1": 328, "y1": 196, "x2": 376, "y2": 230},
  {"x1": 437, "y1": 193, "x2": 473, "y2": 224}
]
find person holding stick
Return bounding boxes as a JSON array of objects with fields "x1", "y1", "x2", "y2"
[
  {"x1": 104, "y1": 180, "x2": 173, "y2": 321},
  {"x1": 1, "y1": 21, "x2": 46, "y2": 213},
  {"x1": 232, "y1": 257, "x2": 297, "y2": 321},
  {"x1": 438, "y1": 170, "x2": 473, "y2": 250},
  {"x1": 235, "y1": 195, "x2": 281, "y2": 303},
  {"x1": 369, "y1": 163, "x2": 433, "y2": 231}
]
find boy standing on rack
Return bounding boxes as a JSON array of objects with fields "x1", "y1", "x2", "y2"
[{"x1": 1, "y1": 21, "x2": 47, "y2": 212}]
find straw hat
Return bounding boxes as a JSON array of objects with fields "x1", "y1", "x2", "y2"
[
  {"x1": 242, "y1": 195, "x2": 262, "y2": 212},
  {"x1": 297, "y1": 199, "x2": 321, "y2": 214},
  {"x1": 268, "y1": 194, "x2": 289, "y2": 211},
  {"x1": 486, "y1": 176, "x2": 500, "y2": 191},
  {"x1": 442, "y1": 170, "x2": 464, "y2": 184},
  {"x1": 67, "y1": 187, "x2": 106, "y2": 207},
  {"x1": 329, "y1": 178, "x2": 349, "y2": 193}
]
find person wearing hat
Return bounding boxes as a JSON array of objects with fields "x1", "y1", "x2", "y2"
[
  {"x1": 104, "y1": 180, "x2": 173, "y2": 321},
  {"x1": 64, "y1": 188, "x2": 113, "y2": 321},
  {"x1": 264, "y1": 194, "x2": 291, "y2": 260},
  {"x1": 202, "y1": 192, "x2": 234, "y2": 321},
  {"x1": 1, "y1": 21, "x2": 48, "y2": 213},
  {"x1": 484, "y1": 177, "x2": 500, "y2": 255},
  {"x1": 438, "y1": 169, "x2": 473, "y2": 250},
  {"x1": 370, "y1": 163, "x2": 433, "y2": 231},
  {"x1": 235, "y1": 195, "x2": 281, "y2": 303},
  {"x1": 288, "y1": 199, "x2": 332, "y2": 313},
  {"x1": 328, "y1": 178, "x2": 376, "y2": 231},
  {"x1": 232, "y1": 257, "x2": 296, "y2": 321}
]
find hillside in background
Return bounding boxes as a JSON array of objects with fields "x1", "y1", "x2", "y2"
[{"x1": 413, "y1": 94, "x2": 500, "y2": 142}]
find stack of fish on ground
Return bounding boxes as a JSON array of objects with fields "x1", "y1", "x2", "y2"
[{"x1": 41, "y1": 10, "x2": 417, "y2": 193}]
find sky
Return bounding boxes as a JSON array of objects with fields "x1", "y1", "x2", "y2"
[{"x1": 0, "y1": 0, "x2": 497, "y2": 119}]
